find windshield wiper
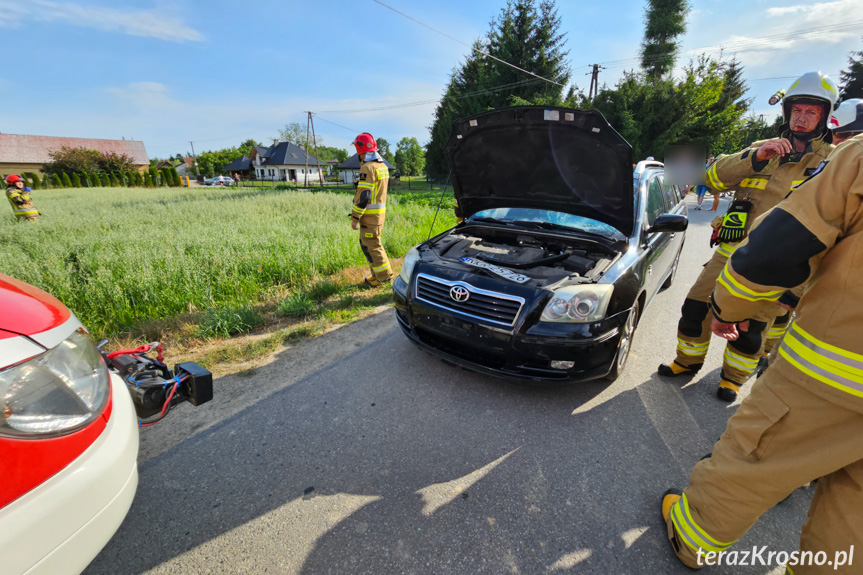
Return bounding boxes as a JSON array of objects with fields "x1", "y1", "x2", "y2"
[
  {"x1": 510, "y1": 220, "x2": 617, "y2": 242},
  {"x1": 469, "y1": 217, "x2": 512, "y2": 226}
]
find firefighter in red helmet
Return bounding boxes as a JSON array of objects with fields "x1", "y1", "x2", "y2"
[
  {"x1": 5, "y1": 175, "x2": 40, "y2": 222},
  {"x1": 350, "y1": 133, "x2": 393, "y2": 287}
]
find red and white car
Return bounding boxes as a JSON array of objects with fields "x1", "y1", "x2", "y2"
[{"x1": 0, "y1": 273, "x2": 138, "y2": 575}]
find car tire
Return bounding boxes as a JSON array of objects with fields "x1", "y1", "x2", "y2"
[
  {"x1": 606, "y1": 299, "x2": 640, "y2": 382},
  {"x1": 660, "y1": 244, "x2": 683, "y2": 291}
]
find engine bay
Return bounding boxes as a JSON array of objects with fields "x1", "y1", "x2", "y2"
[{"x1": 431, "y1": 225, "x2": 619, "y2": 285}]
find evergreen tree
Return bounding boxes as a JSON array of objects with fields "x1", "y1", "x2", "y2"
[
  {"x1": 840, "y1": 41, "x2": 863, "y2": 99},
  {"x1": 640, "y1": 0, "x2": 689, "y2": 78},
  {"x1": 110, "y1": 173, "x2": 120, "y2": 187},
  {"x1": 170, "y1": 166, "x2": 181, "y2": 186},
  {"x1": 82, "y1": 172, "x2": 92, "y2": 187},
  {"x1": 426, "y1": 0, "x2": 570, "y2": 179},
  {"x1": 61, "y1": 172, "x2": 73, "y2": 188},
  {"x1": 28, "y1": 173, "x2": 41, "y2": 190},
  {"x1": 71, "y1": 173, "x2": 82, "y2": 188},
  {"x1": 51, "y1": 173, "x2": 62, "y2": 188},
  {"x1": 20, "y1": 174, "x2": 30, "y2": 188}
]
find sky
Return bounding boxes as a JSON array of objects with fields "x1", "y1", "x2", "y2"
[{"x1": 1, "y1": 0, "x2": 862, "y2": 160}]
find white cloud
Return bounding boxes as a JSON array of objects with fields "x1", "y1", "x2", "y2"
[{"x1": 1, "y1": 0, "x2": 202, "y2": 42}]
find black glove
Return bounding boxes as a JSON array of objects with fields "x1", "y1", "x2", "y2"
[{"x1": 714, "y1": 200, "x2": 752, "y2": 244}]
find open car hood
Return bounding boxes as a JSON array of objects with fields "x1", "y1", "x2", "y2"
[{"x1": 445, "y1": 107, "x2": 634, "y2": 237}]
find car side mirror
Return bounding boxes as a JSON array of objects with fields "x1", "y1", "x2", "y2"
[{"x1": 648, "y1": 213, "x2": 688, "y2": 234}]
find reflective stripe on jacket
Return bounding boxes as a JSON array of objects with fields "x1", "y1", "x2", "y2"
[{"x1": 351, "y1": 161, "x2": 388, "y2": 226}]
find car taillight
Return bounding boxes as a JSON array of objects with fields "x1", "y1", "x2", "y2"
[{"x1": 1, "y1": 329, "x2": 110, "y2": 438}]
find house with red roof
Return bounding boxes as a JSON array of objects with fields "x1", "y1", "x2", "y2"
[{"x1": 0, "y1": 134, "x2": 149, "y2": 177}]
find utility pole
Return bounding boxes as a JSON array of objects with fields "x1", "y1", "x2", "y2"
[
  {"x1": 189, "y1": 141, "x2": 198, "y2": 177},
  {"x1": 585, "y1": 64, "x2": 605, "y2": 100},
  {"x1": 304, "y1": 112, "x2": 311, "y2": 188},
  {"x1": 309, "y1": 112, "x2": 322, "y2": 188}
]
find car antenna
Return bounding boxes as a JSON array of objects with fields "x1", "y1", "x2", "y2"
[{"x1": 427, "y1": 170, "x2": 453, "y2": 241}]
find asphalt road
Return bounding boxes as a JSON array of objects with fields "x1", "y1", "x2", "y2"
[{"x1": 87, "y1": 196, "x2": 808, "y2": 575}]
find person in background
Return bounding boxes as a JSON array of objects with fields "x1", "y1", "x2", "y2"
[{"x1": 5, "y1": 175, "x2": 39, "y2": 222}]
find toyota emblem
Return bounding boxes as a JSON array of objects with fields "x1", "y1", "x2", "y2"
[{"x1": 450, "y1": 285, "x2": 470, "y2": 302}]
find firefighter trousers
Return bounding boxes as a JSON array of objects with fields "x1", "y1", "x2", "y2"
[
  {"x1": 673, "y1": 245, "x2": 774, "y2": 385},
  {"x1": 359, "y1": 224, "x2": 392, "y2": 281},
  {"x1": 666, "y1": 366, "x2": 863, "y2": 574}
]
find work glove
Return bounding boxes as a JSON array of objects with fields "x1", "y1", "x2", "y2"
[{"x1": 710, "y1": 200, "x2": 752, "y2": 247}]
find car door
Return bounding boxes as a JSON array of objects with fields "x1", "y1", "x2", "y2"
[
  {"x1": 658, "y1": 174, "x2": 686, "y2": 273},
  {"x1": 642, "y1": 173, "x2": 674, "y2": 299}
]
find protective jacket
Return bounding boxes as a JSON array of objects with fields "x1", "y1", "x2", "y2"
[
  {"x1": 351, "y1": 160, "x2": 388, "y2": 226},
  {"x1": 711, "y1": 136, "x2": 863, "y2": 406},
  {"x1": 6, "y1": 185, "x2": 39, "y2": 220}
]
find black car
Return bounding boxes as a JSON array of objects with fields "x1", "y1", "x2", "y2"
[{"x1": 392, "y1": 106, "x2": 688, "y2": 383}]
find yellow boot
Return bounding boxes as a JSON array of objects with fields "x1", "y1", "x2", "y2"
[
  {"x1": 717, "y1": 379, "x2": 741, "y2": 402},
  {"x1": 658, "y1": 361, "x2": 702, "y2": 377}
]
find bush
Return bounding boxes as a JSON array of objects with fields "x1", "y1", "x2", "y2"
[
  {"x1": 109, "y1": 173, "x2": 119, "y2": 187},
  {"x1": 60, "y1": 173, "x2": 72, "y2": 188},
  {"x1": 50, "y1": 173, "x2": 62, "y2": 188},
  {"x1": 195, "y1": 306, "x2": 264, "y2": 339},
  {"x1": 71, "y1": 173, "x2": 82, "y2": 188},
  {"x1": 277, "y1": 292, "x2": 318, "y2": 318},
  {"x1": 27, "y1": 173, "x2": 41, "y2": 190},
  {"x1": 100, "y1": 173, "x2": 110, "y2": 187}
]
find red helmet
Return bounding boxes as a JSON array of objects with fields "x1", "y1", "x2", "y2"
[
  {"x1": 352, "y1": 133, "x2": 377, "y2": 154},
  {"x1": 5, "y1": 174, "x2": 22, "y2": 185}
]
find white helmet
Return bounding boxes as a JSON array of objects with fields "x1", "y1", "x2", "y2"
[
  {"x1": 830, "y1": 98, "x2": 863, "y2": 136},
  {"x1": 782, "y1": 71, "x2": 839, "y2": 140}
]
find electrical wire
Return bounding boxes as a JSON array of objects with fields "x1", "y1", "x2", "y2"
[{"x1": 370, "y1": 0, "x2": 564, "y2": 87}]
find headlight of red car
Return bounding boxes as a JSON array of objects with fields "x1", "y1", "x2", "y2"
[{"x1": 1, "y1": 329, "x2": 110, "y2": 438}]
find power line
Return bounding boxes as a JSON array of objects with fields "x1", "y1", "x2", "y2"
[{"x1": 370, "y1": 0, "x2": 564, "y2": 87}]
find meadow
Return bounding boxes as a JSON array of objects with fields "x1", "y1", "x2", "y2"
[{"x1": 0, "y1": 185, "x2": 456, "y2": 338}]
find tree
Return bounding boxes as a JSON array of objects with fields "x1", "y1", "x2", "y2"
[
  {"x1": 640, "y1": 0, "x2": 689, "y2": 78},
  {"x1": 170, "y1": 166, "x2": 181, "y2": 186},
  {"x1": 20, "y1": 174, "x2": 30, "y2": 188},
  {"x1": 376, "y1": 138, "x2": 395, "y2": 164},
  {"x1": 61, "y1": 172, "x2": 73, "y2": 188},
  {"x1": 277, "y1": 122, "x2": 322, "y2": 149},
  {"x1": 71, "y1": 173, "x2": 82, "y2": 188},
  {"x1": 840, "y1": 40, "x2": 863, "y2": 99},
  {"x1": 28, "y1": 173, "x2": 41, "y2": 190},
  {"x1": 98, "y1": 152, "x2": 135, "y2": 174},
  {"x1": 238, "y1": 139, "x2": 261, "y2": 156},
  {"x1": 109, "y1": 173, "x2": 120, "y2": 187},
  {"x1": 426, "y1": 0, "x2": 570, "y2": 179},
  {"x1": 43, "y1": 147, "x2": 101, "y2": 175},
  {"x1": 50, "y1": 173, "x2": 62, "y2": 188},
  {"x1": 395, "y1": 137, "x2": 426, "y2": 176}
]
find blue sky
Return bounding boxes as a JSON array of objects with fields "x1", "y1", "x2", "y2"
[{"x1": 2, "y1": 0, "x2": 862, "y2": 159}]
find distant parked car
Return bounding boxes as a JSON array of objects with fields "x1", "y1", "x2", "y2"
[{"x1": 205, "y1": 176, "x2": 235, "y2": 186}]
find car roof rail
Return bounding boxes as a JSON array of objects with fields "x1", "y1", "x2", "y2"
[{"x1": 633, "y1": 160, "x2": 664, "y2": 176}]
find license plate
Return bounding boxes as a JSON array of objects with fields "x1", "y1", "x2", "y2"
[{"x1": 459, "y1": 257, "x2": 530, "y2": 284}]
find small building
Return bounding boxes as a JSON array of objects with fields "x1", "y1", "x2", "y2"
[
  {"x1": 0, "y1": 133, "x2": 149, "y2": 177},
  {"x1": 223, "y1": 155, "x2": 252, "y2": 178},
  {"x1": 337, "y1": 153, "x2": 397, "y2": 185},
  {"x1": 249, "y1": 141, "x2": 326, "y2": 182}
]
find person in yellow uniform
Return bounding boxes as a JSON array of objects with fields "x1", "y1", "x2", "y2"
[
  {"x1": 5, "y1": 174, "x2": 39, "y2": 222},
  {"x1": 662, "y1": 134, "x2": 863, "y2": 574},
  {"x1": 350, "y1": 133, "x2": 393, "y2": 287},
  {"x1": 658, "y1": 72, "x2": 838, "y2": 402}
]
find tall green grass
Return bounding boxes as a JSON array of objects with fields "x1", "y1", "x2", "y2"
[{"x1": 0, "y1": 186, "x2": 456, "y2": 337}]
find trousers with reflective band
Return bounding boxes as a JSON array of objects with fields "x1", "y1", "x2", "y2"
[
  {"x1": 668, "y1": 364, "x2": 863, "y2": 574},
  {"x1": 779, "y1": 322, "x2": 863, "y2": 399},
  {"x1": 358, "y1": 224, "x2": 391, "y2": 280}
]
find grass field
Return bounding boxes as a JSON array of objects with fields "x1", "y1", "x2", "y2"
[{"x1": 0, "y1": 185, "x2": 456, "y2": 339}]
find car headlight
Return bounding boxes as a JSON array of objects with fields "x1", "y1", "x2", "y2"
[
  {"x1": 399, "y1": 246, "x2": 420, "y2": 284},
  {"x1": 540, "y1": 285, "x2": 614, "y2": 323},
  {"x1": 1, "y1": 329, "x2": 111, "y2": 438}
]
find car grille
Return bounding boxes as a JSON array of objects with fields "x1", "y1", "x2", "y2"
[{"x1": 415, "y1": 273, "x2": 525, "y2": 327}]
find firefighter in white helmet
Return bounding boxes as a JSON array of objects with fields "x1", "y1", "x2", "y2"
[
  {"x1": 830, "y1": 98, "x2": 863, "y2": 144},
  {"x1": 658, "y1": 72, "x2": 838, "y2": 402}
]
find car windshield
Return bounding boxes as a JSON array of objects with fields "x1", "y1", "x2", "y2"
[{"x1": 470, "y1": 208, "x2": 625, "y2": 241}]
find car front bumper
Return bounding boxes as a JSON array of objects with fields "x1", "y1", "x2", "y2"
[
  {"x1": 393, "y1": 275, "x2": 625, "y2": 383},
  {"x1": 1, "y1": 373, "x2": 139, "y2": 575}
]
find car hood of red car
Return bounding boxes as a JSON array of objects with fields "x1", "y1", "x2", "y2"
[{"x1": 0, "y1": 274, "x2": 71, "y2": 337}]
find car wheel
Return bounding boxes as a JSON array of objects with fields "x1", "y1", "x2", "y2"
[
  {"x1": 660, "y1": 245, "x2": 683, "y2": 291},
  {"x1": 606, "y1": 299, "x2": 640, "y2": 381}
]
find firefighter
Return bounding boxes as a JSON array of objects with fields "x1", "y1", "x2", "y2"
[
  {"x1": 350, "y1": 133, "x2": 393, "y2": 287},
  {"x1": 658, "y1": 71, "x2": 838, "y2": 402},
  {"x1": 831, "y1": 98, "x2": 863, "y2": 145},
  {"x1": 5, "y1": 174, "x2": 39, "y2": 222},
  {"x1": 662, "y1": 135, "x2": 863, "y2": 574}
]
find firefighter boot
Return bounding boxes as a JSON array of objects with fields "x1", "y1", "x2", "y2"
[
  {"x1": 661, "y1": 489, "x2": 703, "y2": 570},
  {"x1": 363, "y1": 274, "x2": 393, "y2": 288},
  {"x1": 658, "y1": 361, "x2": 702, "y2": 377},
  {"x1": 716, "y1": 379, "x2": 741, "y2": 402}
]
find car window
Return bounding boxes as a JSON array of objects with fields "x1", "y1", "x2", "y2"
[
  {"x1": 471, "y1": 208, "x2": 625, "y2": 241},
  {"x1": 658, "y1": 174, "x2": 678, "y2": 210},
  {"x1": 645, "y1": 177, "x2": 666, "y2": 228}
]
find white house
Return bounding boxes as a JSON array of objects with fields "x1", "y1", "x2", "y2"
[
  {"x1": 249, "y1": 141, "x2": 326, "y2": 182},
  {"x1": 337, "y1": 153, "x2": 397, "y2": 184}
]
